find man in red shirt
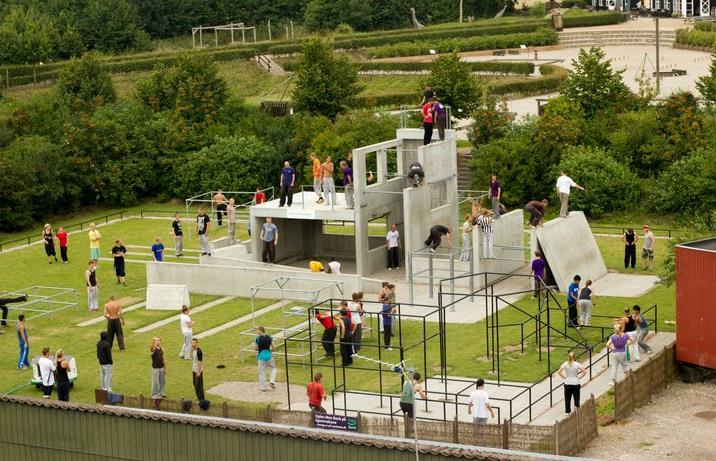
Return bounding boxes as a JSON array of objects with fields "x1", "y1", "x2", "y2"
[
  {"x1": 306, "y1": 373, "x2": 327, "y2": 413},
  {"x1": 56, "y1": 227, "x2": 69, "y2": 264},
  {"x1": 314, "y1": 309, "x2": 337, "y2": 357},
  {"x1": 253, "y1": 187, "x2": 266, "y2": 205}
]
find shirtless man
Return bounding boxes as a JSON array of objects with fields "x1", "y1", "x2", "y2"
[
  {"x1": 104, "y1": 295, "x2": 125, "y2": 351},
  {"x1": 321, "y1": 156, "x2": 337, "y2": 206},
  {"x1": 213, "y1": 190, "x2": 228, "y2": 227}
]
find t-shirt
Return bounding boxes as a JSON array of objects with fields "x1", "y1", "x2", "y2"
[
  {"x1": 312, "y1": 158, "x2": 322, "y2": 179},
  {"x1": 197, "y1": 214, "x2": 210, "y2": 235},
  {"x1": 567, "y1": 282, "x2": 580, "y2": 303},
  {"x1": 462, "y1": 221, "x2": 471, "y2": 237},
  {"x1": 350, "y1": 303, "x2": 362, "y2": 325},
  {"x1": 309, "y1": 261, "x2": 324, "y2": 272},
  {"x1": 610, "y1": 334, "x2": 629, "y2": 353},
  {"x1": 386, "y1": 230, "x2": 400, "y2": 248},
  {"x1": 151, "y1": 348, "x2": 164, "y2": 369},
  {"x1": 315, "y1": 313, "x2": 335, "y2": 329},
  {"x1": 643, "y1": 232, "x2": 654, "y2": 250},
  {"x1": 469, "y1": 389, "x2": 490, "y2": 419},
  {"x1": 151, "y1": 243, "x2": 164, "y2": 261},
  {"x1": 56, "y1": 231, "x2": 68, "y2": 247},
  {"x1": 262, "y1": 223, "x2": 277, "y2": 242},
  {"x1": 172, "y1": 220, "x2": 183, "y2": 236},
  {"x1": 381, "y1": 304, "x2": 393, "y2": 326},
  {"x1": 556, "y1": 175, "x2": 578, "y2": 195},
  {"x1": 38, "y1": 356, "x2": 56, "y2": 386},
  {"x1": 227, "y1": 206, "x2": 236, "y2": 224},
  {"x1": 88, "y1": 229, "x2": 102, "y2": 248},
  {"x1": 328, "y1": 261, "x2": 341, "y2": 274},
  {"x1": 192, "y1": 347, "x2": 203, "y2": 374},
  {"x1": 531, "y1": 258, "x2": 545, "y2": 279},
  {"x1": 421, "y1": 103, "x2": 434, "y2": 123},
  {"x1": 431, "y1": 225, "x2": 449, "y2": 236},
  {"x1": 476, "y1": 215, "x2": 492, "y2": 234},
  {"x1": 560, "y1": 361, "x2": 583, "y2": 385},
  {"x1": 400, "y1": 380, "x2": 415, "y2": 404},
  {"x1": 579, "y1": 287, "x2": 592, "y2": 300},
  {"x1": 112, "y1": 245, "x2": 126, "y2": 260},
  {"x1": 180, "y1": 313, "x2": 192, "y2": 333},
  {"x1": 307, "y1": 381, "x2": 325, "y2": 407},
  {"x1": 342, "y1": 167, "x2": 353, "y2": 185},
  {"x1": 256, "y1": 335, "x2": 273, "y2": 361},
  {"x1": 433, "y1": 102, "x2": 446, "y2": 119},
  {"x1": 527, "y1": 201, "x2": 545, "y2": 214},
  {"x1": 281, "y1": 166, "x2": 296, "y2": 186},
  {"x1": 489, "y1": 180, "x2": 501, "y2": 198},
  {"x1": 254, "y1": 191, "x2": 266, "y2": 204}
]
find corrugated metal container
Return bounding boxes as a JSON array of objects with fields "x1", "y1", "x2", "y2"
[{"x1": 676, "y1": 237, "x2": 716, "y2": 370}]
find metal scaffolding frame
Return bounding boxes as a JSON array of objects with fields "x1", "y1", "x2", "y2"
[{"x1": 1, "y1": 286, "x2": 78, "y2": 322}]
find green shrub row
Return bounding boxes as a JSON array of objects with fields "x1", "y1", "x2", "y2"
[
  {"x1": 282, "y1": 60, "x2": 535, "y2": 75},
  {"x1": 355, "y1": 92, "x2": 417, "y2": 109},
  {"x1": 365, "y1": 28, "x2": 558, "y2": 59},
  {"x1": 562, "y1": 11, "x2": 626, "y2": 28},
  {"x1": 693, "y1": 21, "x2": 716, "y2": 32},
  {"x1": 675, "y1": 28, "x2": 716, "y2": 48}
]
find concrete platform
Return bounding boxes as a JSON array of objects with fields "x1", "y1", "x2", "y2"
[
  {"x1": 251, "y1": 192, "x2": 355, "y2": 221},
  {"x1": 590, "y1": 272, "x2": 660, "y2": 298}
]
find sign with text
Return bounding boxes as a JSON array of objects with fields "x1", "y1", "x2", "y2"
[{"x1": 312, "y1": 412, "x2": 359, "y2": 432}]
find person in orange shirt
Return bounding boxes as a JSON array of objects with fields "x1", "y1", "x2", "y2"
[{"x1": 310, "y1": 152, "x2": 324, "y2": 204}]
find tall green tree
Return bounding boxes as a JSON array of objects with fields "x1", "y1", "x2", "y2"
[
  {"x1": 696, "y1": 48, "x2": 716, "y2": 104},
  {"x1": 57, "y1": 52, "x2": 116, "y2": 111},
  {"x1": 426, "y1": 52, "x2": 480, "y2": 117},
  {"x1": 0, "y1": 5, "x2": 58, "y2": 64},
  {"x1": 291, "y1": 39, "x2": 361, "y2": 119},
  {"x1": 77, "y1": 0, "x2": 150, "y2": 53}
]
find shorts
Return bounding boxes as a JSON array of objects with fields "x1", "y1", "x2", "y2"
[
  {"x1": 642, "y1": 248, "x2": 654, "y2": 260},
  {"x1": 473, "y1": 417, "x2": 488, "y2": 425},
  {"x1": 90, "y1": 248, "x2": 100, "y2": 260}
]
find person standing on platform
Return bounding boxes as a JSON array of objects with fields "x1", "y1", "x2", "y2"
[
  {"x1": 419, "y1": 85, "x2": 435, "y2": 106},
  {"x1": 578, "y1": 280, "x2": 595, "y2": 327},
  {"x1": 321, "y1": 156, "x2": 337, "y2": 206},
  {"x1": 386, "y1": 224, "x2": 401, "y2": 271},
  {"x1": 622, "y1": 228, "x2": 638, "y2": 271},
  {"x1": 56, "y1": 226, "x2": 69, "y2": 264},
  {"x1": 191, "y1": 338, "x2": 204, "y2": 401},
  {"x1": 309, "y1": 256, "x2": 324, "y2": 272},
  {"x1": 555, "y1": 171, "x2": 585, "y2": 218},
  {"x1": 421, "y1": 100, "x2": 434, "y2": 145},
  {"x1": 327, "y1": 257, "x2": 341, "y2": 274},
  {"x1": 314, "y1": 309, "x2": 337, "y2": 357},
  {"x1": 476, "y1": 209, "x2": 494, "y2": 259},
  {"x1": 340, "y1": 160, "x2": 354, "y2": 209},
  {"x1": 351, "y1": 292, "x2": 364, "y2": 354},
  {"x1": 431, "y1": 97, "x2": 447, "y2": 141},
  {"x1": 567, "y1": 275, "x2": 581, "y2": 329},
  {"x1": 42, "y1": 224, "x2": 58, "y2": 264},
  {"x1": 16, "y1": 314, "x2": 30, "y2": 370},
  {"x1": 460, "y1": 214, "x2": 472, "y2": 262},
  {"x1": 179, "y1": 305, "x2": 194, "y2": 360},
  {"x1": 150, "y1": 337, "x2": 166, "y2": 399},
  {"x1": 424, "y1": 225, "x2": 452, "y2": 253},
  {"x1": 254, "y1": 187, "x2": 266, "y2": 205},
  {"x1": 525, "y1": 199, "x2": 549, "y2": 228},
  {"x1": 112, "y1": 240, "x2": 127, "y2": 286},
  {"x1": 632, "y1": 305, "x2": 652, "y2": 355},
  {"x1": 196, "y1": 208, "x2": 212, "y2": 256},
  {"x1": 260, "y1": 217, "x2": 278, "y2": 264},
  {"x1": 381, "y1": 301, "x2": 395, "y2": 350},
  {"x1": 1, "y1": 293, "x2": 26, "y2": 330},
  {"x1": 558, "y1": 351, "x2": 585, "y2": 414},
  {"x1": 213, "y1": 190, "x2": 228, "y2": 226},
  {"x1": 338, "y1": 303, "x2": 354, "y2": 367},
  {"x1": 88, "y1": 223, "x2": 102, "y2": 265},
  {"x1": 641, "y1": 225, "x2": 655, "y2": 271},
  {"x1": 38, "y1": 347, "x2": 56, "y2": 399},
  {"x1": 400, "y1": 372, "x2": 427, "y2": 419},
  {"x1": 530, "y1": 251, "x2": 546, "y2": 300},
  {"x1": 254, "y1": 326, "x2": 276, "y2": 392},
  {"x1": 310, "y1": 153, "x2": 324, "y2": 204},
  {"x1": 307, "y1": 373, "x2": 327, "y2": 412},
  {"x1": 85, "y1": 260, "x2": 99, "y2": 312},
  {"x1": 171, "y1": 213, "x2": 184, "y2": 257},
  {"x1": 97, "y1": 331, "x2": 113, "y2": 391},
  {"x1": 104, "y1": 295, "x2": 125, "y2": 351},
  {"x1": 55, "y1": 349, "x2": 71, "y2": 402},
  {"x1": 607, "y1": 324, "x2": 631, "y2": 386},
  {"x1": 467, "y1": 379, "x2": 495, "y2": 425},
  {"x1": 488, "y1": 175, "x2": 501, "y2": 219},
  {"x1": 227, "y1": 198, "x2": 237, "y2": 242},
  {"x1": 278, "y1": 160, "x2": 296, "y2": 208},
  {"x1": 151, "y1": 237, "x2": 164, "y2": 262}
]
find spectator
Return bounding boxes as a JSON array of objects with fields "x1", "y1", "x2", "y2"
[
  {"x1": 419, "y1": 85, "x2": 435, "y2": 106},
  {"x1": 460, "y1": 214, "x2": 472, "y2": 262},
  {"x1": 558, "y1": 351, "x2": 585, "y2": 414},
  {"x1": 400, "y1": 372, "x2": 427, "y2": 419},
  {"x1": 38, "y1": 347, "x2": 56, "y2": 399},
  {"x1": 381, "y1": 301, "x2": 395, "y2": 350},
  {"x1": 56, "y1": 226, "x2": 69, "y2": 264},
  {"x1": 607, "y1": 324, "x2": 631, "y2": 386},
  {"x1": 469, "y1": 193, "x2": 484, "y2": 221},
  {"x1": 213, "y1": 190, "x2": 228, "y2": 226},
  {"x1": 467, "y1": 379, "x2": 495, "y2": 425},
  {"x1": 642, "y1": 225, "x2": 655, "y2": 271},
  {"x1": 632, "y1": 305, "x2": 652, "y2": 355},
  {"x1": 253, "y1": 187, "x2": 266, "y2": 205},
  {"x1": 192, "y1": 338, "x2": 205, "y2": 401},
  {"x1": 96, "y1": 331, "x2": 113, "y2": 391},
  {"x1": 421, "y1": 100, "x2": 434, "y2": 145},
  {"x1": 321, "y1": 156, "x2": 337, "y2": 206},
  {"x1": 196, "y1": 208, "x2": 212, "y2": 256},
  {"x1": 338, "y1": 303, "x2": 355, "y2": 367},
  {"x1": 85, "y1": 260, "x2": 99, "y2": 313},
  {"x1": 340, "y1": 160, "x2": 354, "y2": 209},
  {"x1": 424, "y1": 225, "x2": 452, "y2": 253},
  {"x1": 112, "y1": 240, "x2": 127, "y2": 286},
  {"x1": 16, "y1": 313, "x2": 30, "y2": 370},
  {"x1": 150, "y1": 337, "x2": 166, "y2": 399},
  {"x1": 88, "y1": 223, "x2": 102, "y2": 265},
  {"x1": 555, "y1": 171, "x2": 585, "y2": 218},
  {"x1": 254, "y1": 326, "x2": 276, "y2": 392},
  {"x1": 260, "y1": 217, "x2": 278, "y2": 264},
  {"x1": 431, "y1": 97, "x2": 447, "y2": 141},
  {"x1": 530, "y1": 251, "x2": 546, "y2": 300},
  {"x1": 307, "y1": 373, "x2": 328, "y2": 413},
  {"x1": 488, "y1": 174, "x2": 501, "y2": 219},
  {"x1": 408, "y1": 161, "x2": 424, "y2": 187},
  {"x1": 327, "y1": 257, "x2": 341, "y2": 274},
  {"x1": 567, "y1": 275, "x2": 581, "y2": 329},
  {"x1": 386, "y1": 224, "x2": 401, "y2": 270},
  {"x1": 378, "y1": 281, "x2": 390, "y2": 335},
  {"x1": 314, "y1": 309, "x2": 337, "y2": 357},
  {"x1": 171, "y1": 214, "x2": 184, "y2": 257},
  {"x1": 179, "y1": 305, "x2": 195, "y2": 360},
  {"x1": 279, "y1": 160, "x2": 296, "y2": 208},
  {"x1": 104, "y1": 295, "x2": 125, "y2": 351},
  {"x1": 351, "y1": 292, "x2": 364, "y2": 354},
  {"x1": 42, "y1": 224, "x2": 57, "y2": 264},
  {"x1": 55, "y1": 349, "x2": 71, "y2": 402},
  {"x1": 620, "y1": 307, "x2": 640, "y2": 362},
  {"x1": 227, "y1": 198, "x2": 237, "y2": 243},
  {"x1": 622, "y1": 228, "x2": 638, "y2": 271},
  {"x1": 578, "y1": 280, "x2": 595, "y2": 327},
  {"x1": 151, "y1": 237, "x2": 165, "y2": 262},
  {"x1": 525, "y1": 199, "x2": 549, "y2": 228},
  {"x1": 309, "y1": 256, "x2": 324, "y2": 272},
  {"x1": 476, "y1": 209, "x2": 494, "y2": 259},
  {"x1": 310, "y1": 153, "x2": 324, "y2": 204},
  {"x1": 1, "y1": 293, "x2": 26, "y2": 329}
]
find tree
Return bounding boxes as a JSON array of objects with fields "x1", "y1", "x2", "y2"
[
  {"x1": 654, "y1": 148, "x2": 716, "y2": 215},
  {"x1": 57, "y1": 52, "x2": 116, "y2": 111},
  {"x1": 696, "y1": 48, "x2": 716, "y2": 105},
  {"x1": 468, "y1": 94, "x2": 514, "y2": 145},
  {"x1": 292, "y1": 39, "x2": 361, "y2": 119},
  {"x1": 426, "y1": 52, "x2": 480, "y2": 118},
  {"x1": 0, "y1": 5, "x2": 58, "y2": 64},
  {"x1": 77, "y1": 0, "x2": 150, "y2": 53},
  {"x1": 560, "y1": 47, "x2": 631, "y2": 118}
]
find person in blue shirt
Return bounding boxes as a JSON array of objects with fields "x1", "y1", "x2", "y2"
[
  {"x1": 567, "y1": 275, "x2": 581, "y2": 328},
  {"x1": 279, "y1": 160, "x2": 296, "y2": 208},
  {"x1": 381, "y1": 303, "x2": 395, "y2": 350},
  {"x1": 254, "y1": 326, "x2": 276, "y2": 392},
  {"x1": 151, "y1": 237, "x2": 165, "y2": 262}
]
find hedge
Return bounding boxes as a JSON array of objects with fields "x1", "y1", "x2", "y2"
[
  {"x1": 694, "y1": 21, "x2": 716, "y2": 32},
  {"x1": 355, "y1": 92, "x2": 417, "y2": 108},
  {"x1": 282, "y1": 60, "x2": 535, "y2": 75},
  {"x1": 562, "y1": 11, "x2": 626, "y2": 28},
  {"x1": 675, "y1": 28, "x2": 716, "y2": 48}
]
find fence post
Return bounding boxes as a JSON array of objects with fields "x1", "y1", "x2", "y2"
[
  {"x1": 267, "y1": 404, "x2": 273, "y2": 423},
  {"x1": 452, "y1": 416, "x2": 459, "y2": 444},
  {"x1": 502, "y1": 419, "x2": 509, "y2": 450},
  {"x1": 663, "y1": 347, "x2": 669, "y2": 389},
  {"x1": 139, "y1": 394, "x2": 145, "y2": 409},
  {"x1": 403, "y1": 414, "x2": 410, "y2": 438},
  {"x1": 553, "y1": 420, "x2": 559, "y2": 455}
]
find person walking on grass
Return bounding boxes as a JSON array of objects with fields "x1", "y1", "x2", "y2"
[
  {"x1": 558, "y1": 351, "x2": 585, "y2": 414},
  {"x1": 171, "y1": 213, "x2": 184, "y2": 257},
  {"x1": 17, "y1": 314, "x2": 30, "y2": 370},
  {"x1": 314, "y1": 309, "x2": 337, "y2": 357},
  {"x1": 42, "y1": 224, "x2": 58, "y2": 264},
  {"x1": 351, "y1": 292, "x2": 364, "y2": 354},
  {"x1": 421, "y1": 99, "x2": 434, "y2": 145},
  {"x1": 632, "y1": 305, "x2": 652, "y2": 355},
  {"x1": 150, "y1": 337, "x2": 166, "y2": 399},
  {"x1": 255, "y1": 326, "x2": 276, "y2": 392},
  {"x1": 476, "y1": 209, "x2": 494, "y2": 259},
  {"x1": 381, "y1": 301, "x2": 395, "y2": 350},
  {"x1": 530, "y1": 251, "x2": 546, "y2": 300},
  {"x1": 97, "y1": 331, "x2": 113, "y2": 391},
  {"x1": 567, "y1": 275, "x2": 581, "y2": 329},
  {"x1": 622, "y1": 228, "x2": 638, "y2": 271},
  {"x1": 279, "y1": 160, "x2": 296, "y2": 208},
  {"x1": 86, "y1": 260, "x2": 99, "y2": 313},
  {"x1": 196, "y1": 208, "x2": 212, "y2": 256},
  {"x1": 227, "y1": 198, "x2": 237, "y2": 243},
  {"x1": 488, "y1": 174, "x2": 501, "y2": 219},
  {"x1": 213, "y1": 190, "x2": 228, "y2": 226},
  {"x1": 104, "y1": 295, "x2": 125, "y2": 351},
  {"x1": 38, "y1": 347, "x2": 55, "y2": 399},
  {"x1": 111, "y1": 240, "x2": 127, "y2": 286},
  {"x1": 525, "y1": 199, "x2": 549, "y2": 228},
  {"x1": 642, "y1": 225, "x2": 655, "y2": 271},
  {"x1": 460, "y1": 214, "x2": 472, "y2": 262},
  {"x1": 467, "y1": 379, "x2": 495, "y2": 425},
  {"x1": 338, "y1": 303, "x2": 355, "y2": 367},
  {"x1": 310, "y1": 153, "x2": 324, "y2": 204},
  {"x1": 179, "y1": 305, "x2": 194, "y2": 360},
  {"x1": 578, "y1": 280, "x2": 595, "y2": 327},
  {"x1": 424, "y1": 225, "x2": 452, "y2": 253},
  {"x1": 307, "y1": 373, "x2": 327, "y2": 413},
  {"x1": 56, "y1": 226, "x2": 69, "y2": 263},
  {"x1": 340, "y1": 160, "x2": 354, "y2": 209},
  {"x1": 386, "y1": 224, "x2": 401, "y2": 271},
  {"x1": 191, "y1": 338, "x2": 205, "y2": 401},
  {"x1": 88, "y1": 223, "x2": 102, "y2": 265},
  {"x1": 555, "y1": 171, "x2": 585, "y2": 218},
  {"x1": 607, "y1": 324, "x2": 631, "y2": 386},
  {"x1": 321, "y1": 156, "x2": 337, "y2": 207},
  {"x1": 400, "y1": 372, "x2": 427, "y2": 419},
  {"x1": 151, "y1": 237, "x2": 164, "y2": 262},
  {"x1": 260, "y1": 217, "x2": 278, "y2": 264},
  {"x1": 1, "y1": 292, "x2": 26, "y2": 330},
  {"x1": 55, "y1": 349, "x2": 71, "y2": 402}
]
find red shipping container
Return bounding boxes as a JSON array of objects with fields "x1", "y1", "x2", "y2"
[{"x1": 675, "y1": 238, "x2": 716, "y2": 370}]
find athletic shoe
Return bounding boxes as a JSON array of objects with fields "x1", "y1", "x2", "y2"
[
  {"x1": 388, "y1": 268, "x2": 392, "y2": 271},
  {"x1": 386, "y1": 347, "x2": 393, "y2": 351},
  {"x1": 429, "y1": 248, "x2": 437, "y2": 253},
  {"x1": 270, "y1": 383, "x2": 276, "y2": 390},
  {"x1": 396, "y1": 267, "x2": 399, "y2": 270}
]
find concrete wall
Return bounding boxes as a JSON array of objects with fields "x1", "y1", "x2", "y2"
[
  {"x1": 474, "y1": 209, "x2": 526, "y2": 277},
  {"x1": 250, "y1": 217, "x2": 313, "y2": 263}
]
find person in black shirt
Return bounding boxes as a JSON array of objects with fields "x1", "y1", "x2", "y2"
[
  {"x1": 196, "y1": 208, "x2": 212, "y2": 256},
  {"x1": 42, "y1": 224, "x2": 58, "y2": 264},
  {"x1": 150, "y1": 337, "x2": 166, "y2": 399},
  {"x1": 55, "y1": 349, "x2": 71, "y2": 402},
  {"x1": 1, "y1": 293, "x2": 26, "y2": 328},
  {"x1": 622, "y1": 228, "x2": 638, "y2": 270},
  {"x1": 171, "y1": 213, "x2": 184, "y2": 257},
  {"x1": 97, "y1": 331, "x2": 113, "y2": 391},
  {"x1": 111, "y1": 240, "x2": 127, "y2": 286},
  {"x1": 424, "y1": 225, "x2": 452, "y2": 253},
  {"x1": 420, "y1": 85, "x2": 436, "y2": 106},
  {"x1": 191, "y1": 338, "x2": 204, "y2": 401}
]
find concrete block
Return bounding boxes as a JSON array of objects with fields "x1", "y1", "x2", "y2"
[{"x1": 146, "y1": 284, "x2": 190, "y2": 310}]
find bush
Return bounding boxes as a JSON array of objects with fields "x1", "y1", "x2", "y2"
[
  {"x1": 57, "y1": 52, "x2": 116, "y2": 111},
  {"x1": 694, "y1": 21, "x2": 716, "y2": 32},
  {"x1": 488, "y1": 67, "x2": 566, "y2": 96},
  {"x1": 560, "y1": 0, "x2": 587, "y2": 8},
  {"x1": 425, "y1": 52, "x2": 481, "y2": 117},
  {"x1": 655, "y1": 149, "x2": 716, "y2": 214},
  {"x1": 527, "y1": 2, "x2": 547, "y2": 17},
  {"x1": 282, "y1": 60, "x2": 535, "y2": 75},
  {"x1": 562, "y1": 11, "x2": 625, "y2": 28},
  {"x1": 335, "y1": 23, "x2": 355, "y2": 34},
  {"x1": 675, "y1": 28, "x2": 716, "y2": 48}
]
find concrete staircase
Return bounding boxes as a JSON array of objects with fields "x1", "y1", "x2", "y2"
[
  {"x1": 456, "y1": 147, "x2": 473, "y2": 190},
  {"x1": 558, "y1": 29, "x2": 676, "y2": 48}
]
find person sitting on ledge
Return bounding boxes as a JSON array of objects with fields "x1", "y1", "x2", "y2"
[{"x1": 309, "y1": 256, "x2": 324, "y2": 272}]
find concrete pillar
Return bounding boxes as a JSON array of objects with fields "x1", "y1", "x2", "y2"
[
  {"x1": 377, "y1": 149, "x2": 387, "y2": 183},
  {"x1": 352, "y1": 148, "x2": 369, "y2": 277}
]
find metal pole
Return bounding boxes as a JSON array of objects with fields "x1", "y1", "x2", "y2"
[
  {"x1": 428, "y1": 253, "x2": 434, "y2": 299},
  {"x1": 655, "y1": 17, "x2": 661, "y2": 96}
]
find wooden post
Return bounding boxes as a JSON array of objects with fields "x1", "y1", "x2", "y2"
[
  {"x1": 231, "y1": 27, "x2": 234, "y2": 44},
  {"x1": 242, "y1": 27, "x2": 245, "y2": 44},
  {"x1": 192, "y1": 28, "x2": 196, "y2": 48},
  {"x1": 223, "y1": 401, "x2": 229, "y2": 418},
  {"x1": 33, "y1": 66, "x2": 36, "y2": 83},
  {"x1": 214, "y1": 29, "x2": 218, "y2": 47},
  {"x1": 502, "y1": 419, "x2": 509, "y2": 449},
  {"x1": 452, "y1": 416, "x2": 459, "y2": 444},
  {"x1": 553, "y1": 420, "x2": 559, "y2": 455},
  {"x1": 199, "y1": 26, "x2": 203, "y2": 47},
  {"x1": 268, "y1": 20, "x2": 272, "y2": 42},
  {"x1": 253, "y1": 27, "x2": 256, "y2": 43},
  {"x1": 285, "y1": 25, "x2": 289, "y2": 40},
  {"x1": 290, "y1": 20, "x2": 294, "y2": 39}
]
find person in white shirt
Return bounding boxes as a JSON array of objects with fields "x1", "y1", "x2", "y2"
[
  {"x1": 179, "y1": 305, "x2": 195, "y2": 360},
  {"x1": 467, "y1": 378, "x2": 495, "y2": 424},
  {"x1": 38, "y1": 347, "x2": 56, "y2": 399},
  {"x1": 558, "y1": 351, "x2": 586, "y2": 414},
  {"x1": 327, "y1": 257, "x2": 341, "y2": 274},
  {"x1": 386, "y1": 224, "x2": 400, "y2": 270},
  {"x1": 555, "y1": 171, "x2": 585, "y2": 218},
  {"x1": 350, "y1": 292, "x2": 364, "y2": 354},
  {"x1": 460, "y1": 214, "x2": 472, "y2": 261}
]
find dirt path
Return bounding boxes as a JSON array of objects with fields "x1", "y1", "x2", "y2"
[{"x1": 582, "y1": 381, "x2": 716, "y2": 461}]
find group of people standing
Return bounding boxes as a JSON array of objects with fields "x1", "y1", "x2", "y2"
[
  {"x1": 420, "y1": 86, "x2": 447, "y2": 145},
  {"x1": 314, "y1": 292, "x2": 367, "y2": 367}
]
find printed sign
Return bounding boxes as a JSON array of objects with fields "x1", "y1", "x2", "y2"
[{"x1": 312, "y1": 412, "x2": 359, "y2": 432}]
